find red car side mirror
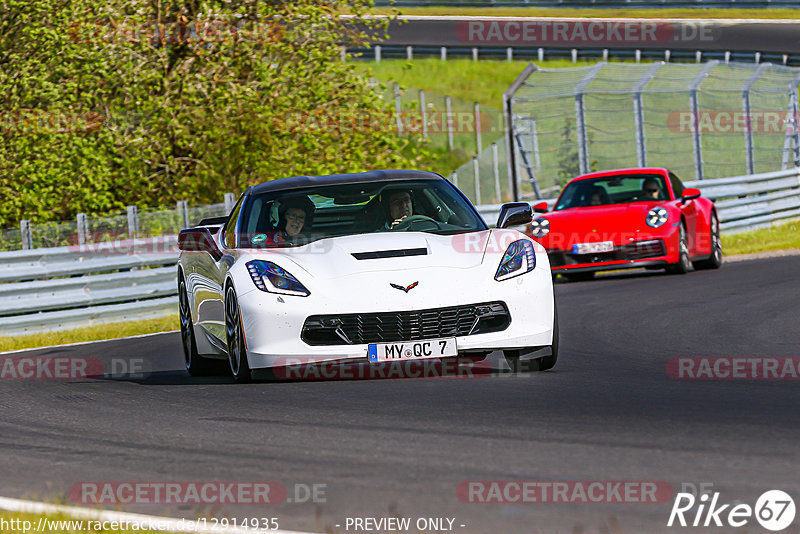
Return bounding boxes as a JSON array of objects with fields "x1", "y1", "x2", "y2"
[
  {"x1": 532, "y1": 202, "x2": 549, "y2": 213},
  {"x1": 681, "y1": 188, "x2": 701, "y2": 202}
]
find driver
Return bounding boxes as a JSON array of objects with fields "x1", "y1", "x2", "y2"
[
  {"x1": 383, "y1": 189, "x2": 414, "y2": 230},
  {"x1": 641, "y1": 178, "x2": 662, "y2": 200}
]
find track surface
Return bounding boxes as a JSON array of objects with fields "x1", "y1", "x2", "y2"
[
  {"x1": 375, "y1": 17, "x2": 800, "y2": 54},
  {"x1": 2, "y1": 256, "x2": 800, "y2": 533}
]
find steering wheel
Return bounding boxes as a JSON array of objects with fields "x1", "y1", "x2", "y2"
[{"x1": 390, "y1": 214, "x2": 444, "y2": 232}]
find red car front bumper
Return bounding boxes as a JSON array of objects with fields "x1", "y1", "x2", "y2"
[{"x1": 545, "y1": 237, "x2": 678, "y2": 274}]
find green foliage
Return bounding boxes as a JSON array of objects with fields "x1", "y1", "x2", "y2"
[{"x1": 0, "y1": 0, "x2": 428, "y2": 229}]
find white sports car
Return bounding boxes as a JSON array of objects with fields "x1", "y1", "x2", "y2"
[{"x1": 177, "y1": 170, "x2": 557, "y2": 382}]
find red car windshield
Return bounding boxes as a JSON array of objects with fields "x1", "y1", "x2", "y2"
[{"x1": 554, "y1": 174, "x2": 669, "y2": 210}]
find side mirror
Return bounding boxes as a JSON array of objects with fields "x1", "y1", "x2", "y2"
[
  {"x1": 178, "y1": 227, "x2": 223, "y2": 261},
  {"x1": 681, "y1": 188, "x2": 701, "y2": 202},
  {"x1": 532, "y1": 201, "x2": 549, "y2": 213},
  {"x1": 496, "y1": 202, "x2": 533, "y2": 229}
]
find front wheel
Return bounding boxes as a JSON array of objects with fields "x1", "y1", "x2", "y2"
[
  {"x1": 693, "y1": 213, "x2": 723, "y2": 270},
  {"x1": 225, "y1": 286, "x2": 252, "y2": 383},
  {"x1": 666, "y1": 223, "x2": 690, "y2": 275}
]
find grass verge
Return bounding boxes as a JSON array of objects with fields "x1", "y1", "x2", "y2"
[
  {"x1": 353, "y1": 58, "x2": 592, "y2": 107},
  {"x1": 370, "y1": 7, "x2": 800, "y2": 19},
  {"x1": 0, "y1": 314, "x2": 178, "y2": 353},
  {"x1": 722, "y1": 219, "x2": 800, "y2": 256}
]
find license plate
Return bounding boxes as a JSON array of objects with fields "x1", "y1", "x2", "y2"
[
  {"x1": 368, "y1": 338, "x2": 457, "y2": 363},
  {"x1": 572, "y1": 241, "x2": 614, "y2": 254}
]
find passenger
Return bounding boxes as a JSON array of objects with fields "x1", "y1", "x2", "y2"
[
  {"x1": 259, "y1": 196, "x2": 314, "y2": 245},
  {"x1": 589, "y1": 186, "x2": 609, "y2": 206}
]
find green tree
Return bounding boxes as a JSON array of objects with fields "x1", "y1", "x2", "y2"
[{"x1": 0, "y1": 0, "x2": 427, "y2": 229}]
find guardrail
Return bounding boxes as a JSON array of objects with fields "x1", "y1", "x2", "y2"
[
  {"x1": 1, "y1": 168, "x2": 797, "y2": 337},
  {"x1": 0, "y1": 238, "x2": 179, "y2": 337}
]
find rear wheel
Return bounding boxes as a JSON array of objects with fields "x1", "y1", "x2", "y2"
[
  {"x1": 693, "y1": 213, "x2": 723, "y2": 270},
  {"x1": 504, "y1": 304, "x2": 559, "y2": 372},
  {"x1": 666, "y1": 223, "x2": 690, "y2": 275},
  {"x1": 225, "y1": 286, "x2": 252, "y2": 383},
  {"x1": 179, "y1": 279, "x2": 217, "y2": 376}
]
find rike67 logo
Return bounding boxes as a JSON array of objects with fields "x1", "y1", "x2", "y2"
[{"x1": 668, "y1": 489, "x2": 795, "y2": 531}]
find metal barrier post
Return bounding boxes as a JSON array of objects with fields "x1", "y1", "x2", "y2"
[
  {"x1": 791, "y1": 74, "x2": 800, "y2": 168},
  {"x1": 20, "y1": 220, "x2": 32, "y2": 250},
  {"x1": 440, "y1": 46, "x2": 446, "y2": 60},
  {"x1": 504, "y1": 63, "x2": 539, "y2": 202},
  {"x1": 473, "y1": 157, "x2": 481, "y2": 205},
  {"x1": 445, "y1": 96, "x2": 454, "y2": 150},
  {"x1": 492, "y1": 143, "x2": 502, "y2": 204},
  {"x1": 126, "y1": 206, "x2": 139, "y2": 240},
  {"x1": 177, "y1": 201, "x2": 190, "y2": 229},
  {"x1": 689, "y1": 61, "x2": 718, "y2": 180},
  {"x1": 633, "y1": 62, "x2": 663, "y2": 167},
  {"x1": 742, "y1": 64, "x2": 769, "y2": 175},
  {"x1": 394, "y1": 82, "x2": 403, "y2": 135},
  {"x1": 375, "y1": 45, "x2": 381, "y2": 62},
  {"x1": 77, "y1": 213, "x2": 88, "y2": 245},
  {"x1": 419, "y1": 90, "x2": 428, "y2": 141},
  {"x1": 474, "y1": 102, "x2": 482, "y2": 154},
  {"x1": 224, "y1": 193, "x2": 236, "y2": 214},
  {"x1": 574, "y1": 63, "x2": 606, "y2": 175}
]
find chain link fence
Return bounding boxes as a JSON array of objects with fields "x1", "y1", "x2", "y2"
[
  {"x1": 0, "y1": 201, "x2": 231, "y2": 253},
  {"x1": 506, "y1": 61, "x2": 800, "y2": 199}
]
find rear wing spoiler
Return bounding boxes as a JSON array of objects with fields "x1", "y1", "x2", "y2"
[{"x1": 197, "y1": 216, "x2": 228, "y2": 227}]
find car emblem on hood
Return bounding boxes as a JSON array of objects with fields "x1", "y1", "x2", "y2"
[{"x1": 390, "y1": 281, "x2": 419, "y2": 293}]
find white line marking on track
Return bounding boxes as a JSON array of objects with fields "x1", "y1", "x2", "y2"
[
  {"x1": 0, "y1": 330, "x2": 180, "y2": 356},
  {"x1": 0, "y1": 496, "x2": 319, "y2": 534}
]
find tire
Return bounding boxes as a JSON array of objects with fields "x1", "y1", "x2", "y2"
[
  {"x1": 503, "y1": 303, "x2": 559, "y2": 373},
  {"x1": 225, "y1": 286, "x2": 252, "y2": 383},
  {"x1": 564, "y1": 271, "x2": 594, "y2": 282},
  {"x1": 693, "y1": 212, "x2": 723, "y2": 270},
  {"x1": 666, "y1": 223, "x2": 690, "y2": 275},
  {"x1": 179, "y1": 278, "x2": 218, "y2": 376}
]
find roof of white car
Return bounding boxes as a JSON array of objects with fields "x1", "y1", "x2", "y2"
[{"x1": 248, "y1": 170, "x2": 443, "y2": 194}]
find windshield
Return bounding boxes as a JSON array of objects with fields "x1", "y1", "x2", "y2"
[
  {"x1": 238, "y1": 178, "x2": 487, "y2": 248},
  {"x1": 554, "y1": 174, "x2": 669, "y2": 211}
]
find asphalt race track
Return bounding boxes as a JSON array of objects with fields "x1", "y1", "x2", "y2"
[{"x1": 2, "y1": 255, "x2": 799, "y2": 533}]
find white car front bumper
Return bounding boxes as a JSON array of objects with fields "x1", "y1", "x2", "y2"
[{"x1": 234, "y1": 245, "x2": 555, "y2": 370}]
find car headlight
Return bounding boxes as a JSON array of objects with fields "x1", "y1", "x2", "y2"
[
  {"x1": 246, "y1": 260, "x2": 310, "y2": 296},
  {"x1": 495, "y1": 240, "x2": 536, "y2": 281},
  {"x1": 646, "y1": 207, "x2": 669, "y2": 228},
  {"x1": 530, "y1": 217, "x2": 550, "y2": 238}
]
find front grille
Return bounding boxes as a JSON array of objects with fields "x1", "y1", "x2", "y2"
[
  {"x1": 302, "y1": 301, "x2": 510, "y2": 346},
  {"x1": 620, "y1": 239, "x2": 666, "y2": 260},
  {"x1": 548, "y1": 239, "x2": 666, "y2": 267}
]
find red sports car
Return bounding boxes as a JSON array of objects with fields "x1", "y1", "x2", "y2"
[{"x1": 528, "y1": 167, "x2": 722, "y2": 281}]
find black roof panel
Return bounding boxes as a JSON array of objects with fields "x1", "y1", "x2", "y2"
[{"x1": 248, "y1": 170, "x2": 443, "y2": 195}]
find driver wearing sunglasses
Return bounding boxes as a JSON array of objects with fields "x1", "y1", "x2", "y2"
[{"x1": 641, "y1": 178, "x2": 662, "y2": 200}]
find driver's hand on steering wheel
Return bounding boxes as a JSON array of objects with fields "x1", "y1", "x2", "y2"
[{"x1": 389, "y1": 215, "x2": 408, "y2": 230}]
